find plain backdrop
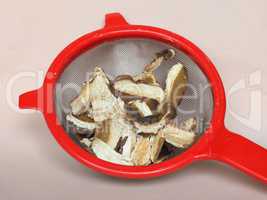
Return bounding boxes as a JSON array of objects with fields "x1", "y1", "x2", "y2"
[{"x1": 1, "y1": 0, "x2": 267, "y2": 199}]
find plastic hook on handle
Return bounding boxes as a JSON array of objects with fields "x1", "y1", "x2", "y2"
[
  {"x1": 211, "y1": 128, "x2": 267, "y2": 184},
  {"x1": 104, "y1": 13, "x2": 129, "y2": 28}
]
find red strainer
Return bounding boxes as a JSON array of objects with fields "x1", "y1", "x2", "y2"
[{"x1": 19, "y1": 13, "x2": 267, "y2": 183}]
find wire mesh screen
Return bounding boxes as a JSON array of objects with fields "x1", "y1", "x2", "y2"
[{"x1": 55, "y1": 38, "x2": 214, "y2": 137}]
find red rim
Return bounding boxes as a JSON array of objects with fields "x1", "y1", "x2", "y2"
[{"x1": 19, "y1": 13, "x2": 227, "y2": 179}]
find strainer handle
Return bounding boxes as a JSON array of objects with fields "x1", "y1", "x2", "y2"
[
  {"x1": 212, "y1": 128, "x2": 267, "y2": 184},
  {"x1": 19, "y1": 88, "x2": 43, "y2": 111}
]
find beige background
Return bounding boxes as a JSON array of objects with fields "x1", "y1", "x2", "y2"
[{"x1": 1, "y1": 0, "x2": 267, "y2": 199}]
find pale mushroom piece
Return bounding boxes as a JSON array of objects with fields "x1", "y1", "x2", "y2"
[
  {"x1": 144, "y1": 49, "x2": 176, "y2": 73},
  {"x1": 66, "y1": 113, "x2": 97, "y2": 130},
  {"x1": 128, "y1": 99, "x2": 153, "y2": 117},
  {"x1": 95, "y1": 115, "x2": 137, "y2": 159},
  {"x1": 150, "y1": 134, "x2": 165, "y2": 163},
  {"x1": 131, "y1": 136, "x2": 152, "y2": 166},
  {"x1": 133, "y1": 72, "x2": 159, "y2": 86},
  {"x1": 89, "y1": 67, "x2": 125, "y2": 122},
  {"x1": 164, "y1": 63, "x2": 188, "y2": 107},
  {"x1": 179, "y1": 117, "x2": 197, "y2": 132},
  {"x1": 114, "y1": 79, "x2": 165, "y2": 103},
  {"x1": 70, "y1": 81, "x2": 90, "y2": 115},
  {"x1": 92, "y1": 138, "x2": 133, "y2": 166},
  {"x1": 134, "y1": 117, "x2": 168, "y2": 134},
  {"x1": 159, "y1": 124, "x2": 196, "y2": 148}
]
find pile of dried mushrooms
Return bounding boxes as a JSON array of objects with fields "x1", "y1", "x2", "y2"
[{"x1": 66, "y1": 49, "x2": 198, "y2": 166}]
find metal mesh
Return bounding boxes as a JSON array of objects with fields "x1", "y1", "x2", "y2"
[{"x1": 55, "y1": 39, "x2": 214, "y2": 136}]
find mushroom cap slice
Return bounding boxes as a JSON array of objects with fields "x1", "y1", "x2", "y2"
[
  {"x1": 159, "y1": 124, "x2": 196, "y2": 148},
  {"x1": 92, "y1": 138, "x2": 133, "y2": 166},
  {"x1": 66, "y1": 113, "x2": 97, "y2": 130},
  {"x1": 164, "y1": 63, "x2": 188, "y2": 107},
  {"x1": 114, "y1": 79, "x2": 165, "y2": 103}
]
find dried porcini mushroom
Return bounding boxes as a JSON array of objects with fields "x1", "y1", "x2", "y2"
[
  {"x1": 128, "y1": 99, "x2": 153, "y2": 117},
  {"x1": 144, "y1": 49, "x2": 176, "y2": 73},
  {"x1": 66, "y1": 113, "x2": 97, "y2": 131},
  {"x1": 114, "y1": 78, "x2": 165, "y2": 103},
  {"x1": 66, "y1": 48, "x2": 200, "y2": 166},
  {"x1": 131, "y1": 136, "x2": 152, "y2": 166},
  {"x1": 70, "y1": 81, "x2": 90, "y2": 115},
  {"x1": 89, "y1": 67, "x2": 125, "y2": 122},
  {"x1": 159, "y1": 122, "x2": 196, "y2": 148},
  {"x1": 92, "y1": 138, "x2": 133, "y2": 166},
  {"x1": 160, "y1": 63, "x2": 188, "y2": 112}
]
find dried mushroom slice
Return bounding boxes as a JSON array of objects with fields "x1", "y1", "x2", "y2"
[
  {"x1": 114, "y1": 79, "x2": 165, "y2": 103},
  {"x1": 144, "y1": 49, "x2": 176, "y2": 73},
  {"x1": 134, "y1": 106, "x2": 176, "y2": 134},
  {"x1": 66, "y1": 113, "x2": 97, "y2": 131},
  {"x1": 179, "y1": 117, "x2": 197, "y2": 132},
  {"x1": 159, "y1": 123, "x2": 196, "y2": 148},
  {"x1": 128, "y1": 100, "x2": 153, "y2": 117},
  {"x1": 95, "y1": 115, "x2": 137, "y2": 159},
  {"x1": 131, "y1": 136, "x2": 152, "y2": 166},
  {"x1": 164, "y1": 63, "x2": 188, "y2": 108},
  {"x1": 89, "y1": 67, "x2": 124, "y2": 122},
  {"x1": 70, "y1": 81, "x2": 90, "y2": 115},
  {"x1": 150, "y1": 134, "x2": 165, "y2": 163},
  {"x1": 133, "y1": 72, "x2": 158, "y2": 85},
  {"x1": 92, "y1": 138, "x2": 133, "y2": 166}
]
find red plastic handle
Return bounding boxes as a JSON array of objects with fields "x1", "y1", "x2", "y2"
[
  {"x1": 211, "y1": 128, "x2": 267, "y2": 183},
  {"x1": 19, "y1": 88, "x2": 43, "y2": 111}
]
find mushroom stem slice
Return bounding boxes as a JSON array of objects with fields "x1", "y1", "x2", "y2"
[
  {"x1": 144, "y1": 49, "x2": 176, "y2": 73},
  {"x1": 92, "y1": 138, "x2": 133, "y2": 166},
  {"x1": 128, "y1": 100, "x2": 153, "y2": 117},
  {"x1": 114, "y1": 79, "x2": 165, "y2": 103},
  {"x1": 160, "y1": 124, "x2": 196, "y2": 148}
]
